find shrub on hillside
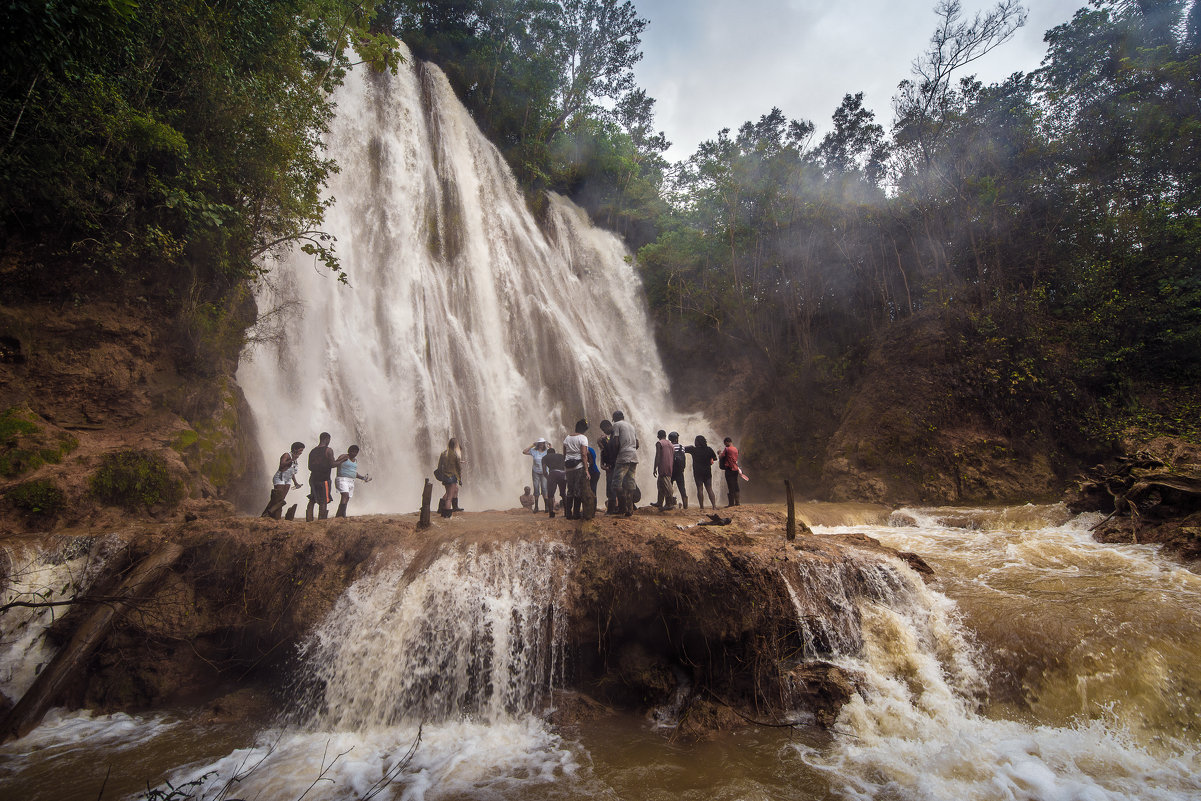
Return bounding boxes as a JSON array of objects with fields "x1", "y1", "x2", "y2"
[
  {"x1": 0, "y1": 407, "x2": 78, "y2": 478},
  {"x1": 91, "y1": 450, "x2": 184, "y2": 511},
  {"x1": 7, "y1": 478, "x2": 65, "y2": 519}
]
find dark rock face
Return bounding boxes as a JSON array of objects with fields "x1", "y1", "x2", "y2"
[
  {"x1": 10, "y1": 508, "x2": 928, "y2": 738},
  {"x1": 1066, "y1": 439, "x2": 1201, "y2": 561}
]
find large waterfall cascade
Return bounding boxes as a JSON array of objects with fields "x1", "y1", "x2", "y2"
[{"x1": 238, "y1": 49, "x2": 700, "y2": 513}]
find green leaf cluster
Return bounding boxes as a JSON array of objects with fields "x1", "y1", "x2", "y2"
[
  {"x1": 1, "y1": 0, "x2": 399, "y2": 296},
  {"x1": 7, "y1": 478, "x2": 66, "y2": 519},
  {"x1": 378, "y1": 0, "x2": 667, "y2": 245}
]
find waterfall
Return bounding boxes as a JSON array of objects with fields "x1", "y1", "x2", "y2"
[
  {"x1": 291, "y1": 540, "x2": 572, "y2": 729},
  {"x1": 238, "y1": 49, "x2": 698, "y2": 512},
  {"x1": 0, "y1": 538, "x2": 114, "y2": 705}
]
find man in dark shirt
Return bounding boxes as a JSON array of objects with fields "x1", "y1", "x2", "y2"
[
  {"x1": 598, "y1": 419, "x2": 620, "y2": 513},
  {"x1": 306, "y1": 431, "x2": 336, "y2": 521}
]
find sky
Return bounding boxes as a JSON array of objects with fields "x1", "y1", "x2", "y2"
[{"x1": 632, "y1": 0, "x2": 1084, "y2": 162}]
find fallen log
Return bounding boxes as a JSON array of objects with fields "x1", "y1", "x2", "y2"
[{"x1": 0, "y1": 541, "x2": 184, "y2": 742}]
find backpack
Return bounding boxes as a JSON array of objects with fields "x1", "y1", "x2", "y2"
[{"x1": 672, "y1": 447, "x2": 686, "y2": 474}]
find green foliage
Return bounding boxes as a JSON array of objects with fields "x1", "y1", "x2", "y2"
[
  {"x1": 7, "y1": 479, "x2": 66, "y2": 519},
  {"x1": 91, "y1": 450, "x2": 184, "y2": 511},
  {"x1": 379, "y1": 0, "x2": 665, "y2": 240},
  {"x1": 630, "y1": 0, "x2": 1201, "y2": 485},
  {"x1": 0, "y1": 407, "x2": 78, "y2": 478},
  {"x1": 0, "y1": 0, "x2": 400, "y2": 296}
]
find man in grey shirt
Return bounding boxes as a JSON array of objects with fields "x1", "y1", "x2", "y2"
[{"x1": 611, "y1": 409, "x2": 639, "y2": 517}]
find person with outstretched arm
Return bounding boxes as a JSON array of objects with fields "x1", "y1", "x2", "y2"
[
  {"x1": 262, "y1": 441, "x2": 305, "y2": 519},
  {"x1": 332, "y1": 444, "x2": 371, "y2": 518}
]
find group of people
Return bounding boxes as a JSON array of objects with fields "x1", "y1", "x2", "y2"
[
  {"x1": 522, "y1": 410, "x2": 746, "y2": 518},
  {"x1": 262, "y1": 419, "x2": 745, "y2": 523},
  {"x1": 521, "y1": 419, "x2": 601, "y2": 519},
  {"x1": 261, "y1": 432, "x2": 372, "y2": 521}
]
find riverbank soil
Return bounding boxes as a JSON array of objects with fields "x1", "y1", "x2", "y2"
[{"x1": 0, "y1": 505, "x2": 912, "y2": 740}]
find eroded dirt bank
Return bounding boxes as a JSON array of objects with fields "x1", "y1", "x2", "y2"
[{"x1": 1, "y1": 503, "x2": 911, "y2": 738}]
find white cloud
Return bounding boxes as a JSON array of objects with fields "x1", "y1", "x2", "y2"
[{"x1": 633, "y1": 0, "x2": 1082, "y2": 161}]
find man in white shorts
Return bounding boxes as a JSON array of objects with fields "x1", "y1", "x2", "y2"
[{"x1": 333, "y1": 445, "x2": 372, "y2": 518}]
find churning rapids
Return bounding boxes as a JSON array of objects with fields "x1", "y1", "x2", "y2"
[{"x1": 3, "y1": 505, "x2": 1201, "y2": 800}]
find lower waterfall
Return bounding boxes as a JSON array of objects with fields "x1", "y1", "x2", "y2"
[
  {"x1": 291, "y1": 540, "x2": 572, "y2": 729},
  {"x1": 4, "y1": 509, "x2": 1201, "y2": 800}
]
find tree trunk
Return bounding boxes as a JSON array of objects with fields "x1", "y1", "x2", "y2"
[{"x1": 0, "y1": 542, "x2": 184, "y2": 742}]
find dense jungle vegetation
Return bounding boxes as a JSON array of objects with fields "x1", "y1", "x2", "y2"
[{"x1": 2, "y1": 0, "x2": 1199, "y2": 498}]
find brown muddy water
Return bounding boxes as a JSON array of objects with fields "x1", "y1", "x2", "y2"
[{"x1": 3, "y1": 504, "x2": 1200, "y2": 801}]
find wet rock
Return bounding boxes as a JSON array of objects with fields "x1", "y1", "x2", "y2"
[
  {"x1": 898, "y1": 551, "x2": 935, "y2": 578},
  {"x1": 787, "y1": 662, "x2": 863, "y2": 727}
]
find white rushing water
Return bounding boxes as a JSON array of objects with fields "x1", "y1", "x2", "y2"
[
  {"x1": 238, "y1": 49, "x2": 701, "y2": 513},
  {"x1": 135, "y1": 540, "x2": 578, "y2": 801},
  {"x1": 0, "y1": 539, "x2": 113, "y2": 705},
  {"x1": 797, "y1": 507, "x2": 1201, "y2": 801}
]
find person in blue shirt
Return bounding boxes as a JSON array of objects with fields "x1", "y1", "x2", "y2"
[
  {"x1": 522, "y1": 438, "x2": 550, "y2": 513},
  {"x1": 333, "y1": 444, "x2": 371, "y2": 518}
]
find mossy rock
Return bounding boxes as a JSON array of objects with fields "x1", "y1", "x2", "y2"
[{"x1": 91, "y1": 450, "x2": 184, "y2": 511}]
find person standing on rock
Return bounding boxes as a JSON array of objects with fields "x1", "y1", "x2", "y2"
[
  {"x1": 720, "y1": 436, "x2": 742, "y2": 507},
  {"x1": 668, "y1": 432, "x2": 688, "y2": 510},
  {"x1": 436, "y1": 438, "x2": 464, "y2": 517},
  {"x1": 598, "y1": 419, "x2": 619, "y2": 514},
  {"x1": 306, "y1": 433, "x2": 336, "y2": 521},
  {"x1": 333, "y1": 445, "x2": 371, "y2": 518},
  {"x1": 611, "y1": 410, "x2": 639, "y2": 517},
  {"x1": 522, "y1": 438, "x2": 550, "y2": 513},
  {"x1": 520, "y1": 486, "x2": 535, "y2": 510},
  {"x1": 563, "y1": 419, "x2": 591, "y2": 520},
  {"x1": 685, "y1": 435, "x2": 718, "y2": 510},
  {"x1": 653, "y1": 429, "x2": 676, "y2": 511},
  {"x1": 262, "y1": 441, "x2": 305, "y2": 519},
  {"x1": 543, "y1": 447, "x2": 567, "y2": 518}
]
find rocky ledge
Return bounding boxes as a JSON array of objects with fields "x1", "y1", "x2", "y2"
[{"x1": 0, "y1": 503, "x2": 918, "y2": 740}]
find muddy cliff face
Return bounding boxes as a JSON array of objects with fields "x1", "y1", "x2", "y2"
[
  {"x1": 0, "y1": 299, "x2": 256, "y2": 533},
  {"x1": 1, "y1": 507, "x2": 914, "y2": 737}
]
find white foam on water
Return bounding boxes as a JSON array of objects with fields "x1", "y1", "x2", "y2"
[
  {"x1": 0, "y1": 708, "x2": 178, "y2": 755},
  {"x1": 793, "y1": 512, "x2": 1201, "y2": 801},
  {"x1": 149, "y1": 718, "x2": 577, "y2": 801}
]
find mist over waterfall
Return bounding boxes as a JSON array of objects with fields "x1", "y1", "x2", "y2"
[{"x1": 238, "y1": 51, "x2": 694, "y2": 512}]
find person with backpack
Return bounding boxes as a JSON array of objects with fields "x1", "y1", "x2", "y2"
[
  {"x1": 719, "y1": 436, "x2": 741, "y2": 507},
  {"x1": 435, "y1": 438, "x2": 464, "y2": 517},
  {"x1": 668, "y1": 432, "x2": 688, "y2": 510}
]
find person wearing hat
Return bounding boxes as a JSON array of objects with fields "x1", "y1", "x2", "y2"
[{"x1": 522, "y1": 437, "x2": 550, "y2": 513}]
